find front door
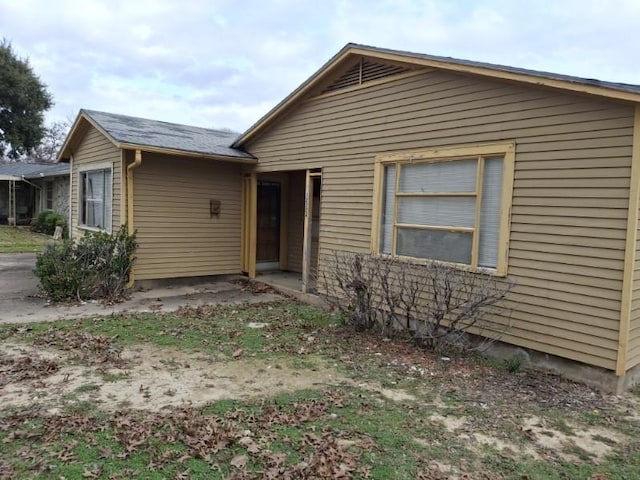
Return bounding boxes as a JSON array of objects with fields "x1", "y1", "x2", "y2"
[{"x1": 256, "y1": 181, "x2": 281, "y2": 268}]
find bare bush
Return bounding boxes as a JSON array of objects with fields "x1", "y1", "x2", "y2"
[
  {"x1": 319, "y1": 251, "x2": 513, "y2": 352},
  {"x1": 318, "y1": 252, "x2": 383, "y2": 331}
]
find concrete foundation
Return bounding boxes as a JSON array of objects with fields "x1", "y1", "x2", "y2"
[
  {"x1": 134, "y1": 274, "x2": 244, "y2": 291},
  {"x1": 479, "y1": 338, "x2": 639, "y2": 394},
  {"x1": 255, "y1": 271, "x2": 326, "y2": 307}
]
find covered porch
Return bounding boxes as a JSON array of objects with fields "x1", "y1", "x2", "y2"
[
  {"x1": 241, "y1": 169, "x2": 322, "y2": 294},
  {"x1": 0, "y1": 163, "x2": 70, "y2": 226}
]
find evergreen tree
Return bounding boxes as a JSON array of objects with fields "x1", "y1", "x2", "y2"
[{"x1": 0, "y1": 39, "x2": 53, "y2": 160}]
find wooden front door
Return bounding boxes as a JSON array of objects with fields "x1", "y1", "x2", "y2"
[{"x1": 256, "y1": 181, "x2": 281, "y2": 263}]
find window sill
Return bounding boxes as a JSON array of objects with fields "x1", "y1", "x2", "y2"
[
  {"x1": 372, "y1": 252, "x2": 507, "y2": 277},
  {"x1": 78, "y1": 225, "x2": 110, "y2": 234}
]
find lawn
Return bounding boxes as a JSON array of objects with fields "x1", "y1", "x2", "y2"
[
  {"x1": 1, "y1": 301, "x2": 639, "y2": 479},
  {"x1": 0, "y1": 225, "x2": 51, "y2": 253}
]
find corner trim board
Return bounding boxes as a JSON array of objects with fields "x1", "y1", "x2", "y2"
[{"x1": 617, "y1": 105, "x2": 640, "y2": 376}]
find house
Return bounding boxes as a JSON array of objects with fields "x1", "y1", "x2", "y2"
[
  {"x1": 58, "y1": 109, "x2": 256, "y2": 281},
  {"x1": 59, "y1": 43, "x2": 640, "y2": 392},
  {"x1": 0, "y1": 162, "x2": 70, "y2": 225}
]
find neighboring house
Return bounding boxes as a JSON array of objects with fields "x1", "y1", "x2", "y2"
[
  {"x1": 0, "y1": 162, "x2": 70, "y2": 225},
  {"x1": 59, "y1": 43, "x2": 640, "y2": 391}
]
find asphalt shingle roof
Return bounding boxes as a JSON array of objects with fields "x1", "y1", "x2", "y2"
[
  {"x1": 0, "y1": 162, "x2": 69, "y2": 179},
  {"x1": 82, "y1": 109, "x2": 253, "y2": 159}
]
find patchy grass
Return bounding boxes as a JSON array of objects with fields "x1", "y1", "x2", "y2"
[
  {"x1": 2, "y1": 303, "x2": 338, "y2": 361},
  {"x1": 1, "y1": 301, "x2": 640, "y2": 479},
  {"x1": 0, "y1": 225, "x2": 51, "y2": 253}
]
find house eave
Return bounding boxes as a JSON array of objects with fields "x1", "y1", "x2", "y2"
[
  {"x1": 57, "y1": 111, "x2": 119, "y2": 162},
  {"x1": 118, "y1": 143, "x2": 257, "y2": 164}
]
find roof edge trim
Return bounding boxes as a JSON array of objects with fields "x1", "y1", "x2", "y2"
[
  {"x1": 118, "y1": 143, "x2": 258, "y2": 163},
  {"x1": 57, "y1": 110, "x2": 121, "y2": 161}
]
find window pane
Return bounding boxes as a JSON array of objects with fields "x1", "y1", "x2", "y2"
[
  {"x1": 81, "y1": 169, "x2": 110, "y2": 229},
  {"x1": 399, "y1": 159, "x2": 477, "y2": 193},
  {"x1": 396, "y1": 227, "x2": 472, "y2": 264},
  {"x1": 88, "y1": 171, "x2": 104, "y2": 200},
  {"x1": 89, "y1": 171, "x2": 104, "y2": 228},
  {"x1": 479, "y1": 157, "x2": 504, "y2": 268},
  {"x1": 380, "y1": 164, "x2": 395, "y2": 254},
  {"x1": 104, "y1": 171, "x2": 111, "y2": 231},
  {"x1": 397, "y1": 196, "x2": 476, "y2": 228}
]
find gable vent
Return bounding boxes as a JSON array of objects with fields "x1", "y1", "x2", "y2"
[{"x1": 321, "y1": 58, "x2": 412, "y2": 94}]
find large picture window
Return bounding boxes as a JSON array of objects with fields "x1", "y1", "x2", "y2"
[
  {"x1": 374, "y1": 143, "x2": 515, "y2": 275},
  {"x1": 80, "y1": 168, "x2": 111, "y2": 231}
]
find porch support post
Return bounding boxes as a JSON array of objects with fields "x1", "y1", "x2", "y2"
[
  {"x1": 301, "y1": 170, "x2": 313, "y2": 293},
  {"x1": 248, "y1": 173, "x2": 258, "y2": 279},
  {"x1": 8, "y1": 179, "x2": 16, "y2": 226}
]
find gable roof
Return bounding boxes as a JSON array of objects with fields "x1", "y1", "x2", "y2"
[
  {"x1": 0, "y1": 162, "x2": 69, "y2": 181},
  {"x1": 232, "y1": 43, "x2": 640, "y2": 148},
  {"x1": 59, "y1": 109, "x2": 255, "y2": 162}
]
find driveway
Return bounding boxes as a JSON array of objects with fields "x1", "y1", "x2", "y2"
[
  {"x1": 0, "y1": 253, "x2": 39, "y2": 301},
  {"x1": 0, "y1": 252, "x2": 283, "y2": 323},
  {"x1": 0, "y1": 253, "x2": 44, "y2": 321}
]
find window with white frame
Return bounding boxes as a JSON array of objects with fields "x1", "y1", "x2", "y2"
[
  {"x1": 375, "y1": 144, "x2": 514, "y2": 274},
  {"x1": 80, "y1": 168, "x2": 111, "y2": 231}
]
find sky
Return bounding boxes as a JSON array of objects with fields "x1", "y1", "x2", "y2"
[{"x1": 1, "y1": 0, "x2": 639, "y2": 133}]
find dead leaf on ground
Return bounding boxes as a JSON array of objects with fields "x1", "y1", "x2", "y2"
[{"x1": 230, "y1": 454, "x2": 248, "y2": 469}]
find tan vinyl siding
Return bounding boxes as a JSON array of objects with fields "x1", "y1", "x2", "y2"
[
  {"x1": 247, "y1": 68, "x2": 635, "y2": 371},
  {"x1": 70, "y1": 125, "x2": 121, "y2": 237},
  {"x1": 132, "y1": 153, "x2": 242, "y2": 280}
]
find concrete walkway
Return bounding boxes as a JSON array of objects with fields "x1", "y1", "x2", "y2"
[{"x1": 0, "y1": 253, "x2": 282, "y2": 324}]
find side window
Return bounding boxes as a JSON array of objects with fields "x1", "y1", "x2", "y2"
[{"x1": 79, "y1": 168, "x2": 112, "y2": 231}]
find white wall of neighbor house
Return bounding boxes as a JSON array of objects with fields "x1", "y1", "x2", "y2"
[
  {"x1": 32, "y1": 176, "x2": 69, "y2": 217},
  {"x1": 53, "y1": 176, "x2": 70, "y2": 218},
  {"x1": 246, "y1": 65, "x2": 636, "y2": 373}
]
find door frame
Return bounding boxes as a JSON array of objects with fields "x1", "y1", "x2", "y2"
[
  {"x1": 242, "y1": 172, "x2": 290, "y2": 278},
  {"x1": 302, "y1": 170, "x2": 321, "y2": 293},
  {"x1": 241, "y1": 173, "x2": 257, "y2": 277},
  {"x1": 256, "y1": 179, "x2": 282, "y2": 269}
]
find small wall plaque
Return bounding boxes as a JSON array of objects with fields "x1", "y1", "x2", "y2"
[{"x1": 210, "y1": 199, "x2": 221, "y2": 216}]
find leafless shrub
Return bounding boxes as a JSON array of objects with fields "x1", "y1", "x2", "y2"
[
  {"x1": 319, "y1": 251, "x2": 513, "y2": 353},
  {"x1": 318, "y1": 251, "x2": 383, "y2": 331}
]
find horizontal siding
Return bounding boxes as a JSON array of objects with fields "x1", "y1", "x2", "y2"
[
  {"x1": 70, "y1": 125, "x2": 121, "y2": 238},
  {"x1": 132, "y1": 153, "x2": 242, "y2": 280},
  {"x1": 247, "y1": 68, "x2": 636, "y2": 371}
]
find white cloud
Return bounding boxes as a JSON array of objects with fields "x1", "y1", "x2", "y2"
[{"x1": 0, "y1": 0, "x2": 638, "y2": 132}]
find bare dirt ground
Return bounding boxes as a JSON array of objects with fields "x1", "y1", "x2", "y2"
[
  {"x1": 1, "y1": 337, "x2": 632, "y2": 468},
  {"x1": 2, "y1": 303, "x2": 639, "y2": 479},
  {"x1": 0, "y1": 341, "x2": 348, "y2": 413}
]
